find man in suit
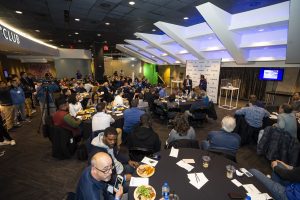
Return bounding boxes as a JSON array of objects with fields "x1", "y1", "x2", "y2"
[{"x1": 183, "y1": 75, "x2": 192, "y2": 95}]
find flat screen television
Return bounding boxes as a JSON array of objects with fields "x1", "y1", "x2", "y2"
[{"x1": 259, "y1": 68, "x2": 284, "y2": 81}]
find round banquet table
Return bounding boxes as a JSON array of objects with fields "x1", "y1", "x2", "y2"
[
  {"x1": 129, "y1": 148, "x2": 271, "y2": 200},
  {"x1": 81, "y1": 113, "x2": 124, "y2": 140},
  {"x1": 155, "y1": 100, "x2": 194, "y2": 112}
]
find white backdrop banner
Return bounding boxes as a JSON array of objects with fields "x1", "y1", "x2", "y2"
[{"x1": 185, "y1": 59, "x2": 221, "y2": 103}]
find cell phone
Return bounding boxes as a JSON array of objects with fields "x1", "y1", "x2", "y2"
[
  {"x1": 227, "y1": 192, "x2": 245, "y2": 199},
  {"x1": 114, "y1": 175, "x2": 123, "y2": 191},
  {"x1": 240, "y1": 168, "x2": 253, "y2": 177}
]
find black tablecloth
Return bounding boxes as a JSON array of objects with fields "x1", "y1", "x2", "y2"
[
  {"x1": 129, "y1": 149, "x2": 270, "y2": 200},
  {"x1": 155, "y1": 100, "x2": 193, "y2": 112},
  {"x1": 82, "y1": 114, "x2": 124, "y2": 140}
]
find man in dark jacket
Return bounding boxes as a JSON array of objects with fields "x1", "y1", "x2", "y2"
[
  {"x1": 183, "y1": 75, "x2": 192, "y2": 95},
  {"x1": 76, "y1": 152, "x2": 123, "y2": 200},
  {"x1": 20, "y1": 72, "x2": 35, "y2": 117},
  {"x1": 250, "y1": 160, "x2": 300, "y2": 200},
  {"x1": 127, "y1": 114, "x2": 161, "y2": 153}
]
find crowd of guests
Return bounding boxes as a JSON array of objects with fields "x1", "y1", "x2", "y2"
[{"x1": 1, "y1": 69, "x2": 299, "y2": 200}]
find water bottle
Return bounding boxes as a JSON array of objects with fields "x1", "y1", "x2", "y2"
[
  {"x1": 244, "y1": 195, "x2": 251, "y2": 200},
  {"x1": 162, "y1": 182, "x2": 170, "y2": 199}
]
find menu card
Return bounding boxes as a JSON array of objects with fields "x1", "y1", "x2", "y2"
[
  {"x1": 169, "y1": 147, "x2": 179, "y2": 158},
  {"x1": 176, "y1": 160, "x2": 194, "y2": 172},
  {"x1": 129, "y1": 177, "x2": 149, "y2": 187},
  {"x1": 187, "y1": 172, "x2": 208, "y2": 189},
  {"x1": 141, "y1": 157, "x2": 158, "y2": 167}
]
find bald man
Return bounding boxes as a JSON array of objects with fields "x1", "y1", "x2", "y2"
[{"x1": 76, "y1": 152, "x2": 123, "y2": 200}]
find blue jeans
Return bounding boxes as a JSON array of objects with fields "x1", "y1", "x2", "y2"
[{"x1": 249, "y1": 169, "x2": 288, "y2": 200}]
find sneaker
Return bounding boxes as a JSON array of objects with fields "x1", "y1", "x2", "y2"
[
  {"x1": 0, "y1": 140, "x2": 11, "y2": 146},
  {"x1": 10, "y1": 140, "x2": 16, "y2": 146}
]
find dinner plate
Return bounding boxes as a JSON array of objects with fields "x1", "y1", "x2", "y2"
[
  {"x1": 133, "y1": 185, "x2": 156, "y2": 200},
  {"x1": 136, "y1": 164, "x2": 155, "y2": 178}
]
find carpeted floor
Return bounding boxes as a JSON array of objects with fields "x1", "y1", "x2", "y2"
[{"x1": 0, "y1": 105, "x2": 271, "y2": 200}]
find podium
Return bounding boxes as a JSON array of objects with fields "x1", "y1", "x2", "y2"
[{"x1": 218, "y1": 79, "x2": 240, "y2": 110}]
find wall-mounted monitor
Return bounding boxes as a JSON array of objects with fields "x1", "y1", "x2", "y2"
[{"x1": 259, "y1": 68, "x2": 284, "y2": 81}]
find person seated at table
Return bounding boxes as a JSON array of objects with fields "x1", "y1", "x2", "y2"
[
  {"x1": 245, "y1": 94, "x2": 265, "y2": 108},
  {"x1": 123, "y1": 99, "x2": 145, "y2": 142},
  {"x1": 112, "y1": 89, "x2": 124, "y2": 107},
  {"x1": 184, "y1": 93, "x2": 208, "y2": 118},
  {"x1": 91, "y1": 127, "x2": 138, "y2": 176},
  {"x1": 166, "y1": 113, "x2": 196, "y2": 145},
  {"x1": 68, "y1": 93, "x2": 83, "y2": 117},
  {"x1": 52, "y1": 98, "x2": 82, "y2": 137},
  {"x1": 235, "y1": 96, "x2": 270, "y2": 129},
  {"x1": 92, "y1": 102, "x2": 115, "y2": 133},
  {"x1": 76, "y1": 152, "x2": 124, "y2": 200},
  {"x1": 201, "y1": 116, "x2": 241, "y2": 155},
  {"x1": 127, "y1": 114, "x2": 161, "y2": 153},
  {"x1": 273, "y1": 103, "x2": 297, "y2": 139},
  {"x1": 158, "y1": 84, "x2": 167, "y2": 98},
  {"x1": 249, "y1": 160, "x2": 300, "y2": 200},
  {"x1": 166, "y1": 94, "x2": 178, "y2": 109},
  {"x1": 291, "y1": 92, "x2": 300, "y2": 112},
  {"x1": 137, "y1": 93, "x2": 149, "y2": 111},
  {"x1": 84, "y1": 80, "x2": 93, "y2": 93},
  {"x1": 56, "y1": 88, "x2": 72, "y2": 104},
  {"x1": 76, "y1": 82, "x2": 87, "y2": 93},
  {"x1": 101, "y1": 82, "x2": 114, "y2": 103}
]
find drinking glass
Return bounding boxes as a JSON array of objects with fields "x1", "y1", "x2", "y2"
[
  {"x1": 202, "y1": 156, "x2": 211, "y2": 168},
  {"x1": 226, "y1": 165, "x2": 235, "y2": 179}
]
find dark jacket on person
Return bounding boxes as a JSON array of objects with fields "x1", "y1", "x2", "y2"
[
  {"x1": 0, "y1": 86, "x2": 13, "y2": 105},
  {"x1": 127, "y1": 126, "x2": 161, "y2": 153},
  {"x1": 76, "y1": 166, "x2": 110, "y2": 200},
  {"x1": 257, "y1": 126, "x2": 300, "y2": 166},
  {"x1": 10, "y1": 86, "x2": 25, "y2": 105},
  {"x1": 20, "y1": 77, "x2": 34, "y2": 98}
]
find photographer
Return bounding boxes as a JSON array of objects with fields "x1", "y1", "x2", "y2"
[
  {"x1": 36, "y1": 78, "x2": 59, "y2": 124},
  {"x1": 20, "y1": 72, "x2": 35, "y2": 118}
]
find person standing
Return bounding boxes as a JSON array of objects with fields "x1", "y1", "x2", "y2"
[
  {"x1": 0, "y1": 81, "x2": 15, "y2": 131},
  {"x1": 199, "y1": 74, "x2": 207, "y2": 91},
  {"x1": 183, "y1": 75, "x2": 192, "y2": 94},
  {"x1": 76, "y1": 70, "x2": 83, "y2": 79}
]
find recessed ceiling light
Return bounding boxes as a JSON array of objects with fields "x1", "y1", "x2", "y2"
[
  {"x1": 129, "y1": 1, "x2": 135, "y2": 5},
  {"x1": 97, "y1": 33, "x2": 101, "y2": 37},
  {"x1": 78, "y1": 40, "x2": 82, "y2": 43},
  {"x1": 68, "y1": 34, "x2": 72, "y2": 37},
  {"x1": 49, "y1": 39, "x2": 53, "y2": 42},
  {"x1": 258, "y1": 28, "x2": 264, "y2": 32},
  {"x1": 15, "y1": 10, "x2": 23, "y2": 14},
  {"x1": 152, "y1": 29, "x2": 156, "y2": 32},
  {"x1": 35, "y1": 29, "x2": 40, "y2": 32},
  {"x1": 183, "y1": 17, "x2": 189, "y2": 20},
  {"x1": 75, "y1": 18, "x2": 80, "y2": 21},
  {"x1": 104, "y1": 41, "x2": 107, "y2": 43},
  {"x1": 105, "y1": 22, "x2": 110, "y2": 25},
  {"x1": 60, "y1": 45, "x2": 64, "y2": 47},
  {"x1": 75, "y1": 32, "x2": 79, "y2": 35}
]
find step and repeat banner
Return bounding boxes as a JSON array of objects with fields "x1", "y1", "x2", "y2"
[{"x1": 185, "y1": 59, "x2": 221, "y2": 103}]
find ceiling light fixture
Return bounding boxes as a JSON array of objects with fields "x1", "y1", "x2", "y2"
[
  {"x1": 78, "y1": 40, "x2": 82, "y2": 43},
  {"x1": 258, "y1": 28, "x2": 264, "y2": 32},
  {"x1": 75, "y1": 32, "x2": 79, "y2": 35},
  {"x1": 152, "y1": 29, "x2": 156, "y2": 32},
  {"x1": 97, "y1": 33, "x2": 101, "y2": 36},
  {"x1": 35, "y1": 29, "x2": 40, "y2": 32},
  {"x1": 75, "y1": 18, "x2": 80, "y2": 21},
  {"x1": 15, "y1": 11, "x2": 23, "y2": 14},
  {"x1": 129, "y1": 1, "x2": 135, "y2": 5},
  {"x1": 68, "y1": 34, "x2": 72, "y2": 37},
  {"x1": 49, "y1": 39, "x2": 53, "y2": 42},
  {"x1": 183, "y1": 17, "x2": 189, "y2": 20},
  {"x1": 105, "y1": 22, "x2": 110, "y2": 25}
]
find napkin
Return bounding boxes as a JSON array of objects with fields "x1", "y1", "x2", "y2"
[
  {"x1": 182, "y1": 159, "x2": 195, "y2": 164},
  {"x1": 187, "y1": 172, "x2": 208, "y2": 189},
  {"x1": 169, "y1": 147, "x2": 179, "y2": 158},
  {"x1": 141, "y1": 157, "x2": 158, "y2": 167},
  {"x1": 129, "y1": 177, "x2": 149, "y2": 187},
  {"x1": 176, "y1": 160, "x2": 194, "y2": 172}
]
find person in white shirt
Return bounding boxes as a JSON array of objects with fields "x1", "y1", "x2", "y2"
[
  {"x1": 113, "y1": 89, "x2": 124, "y2": 107},
  {"x1": 92, "y1": 102, "x2": 115, "y2": 132},
  {"x1": 68, "y1": 93, "x2": 83, "y2": 117},
  {"x1": 84, "y1": 81, "x2": 94, "y2": 93}
]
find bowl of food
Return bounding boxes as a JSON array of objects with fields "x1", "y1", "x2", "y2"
[
  {"x1": 134, "y1": 185, "x2": 156, "y2": 200},
  {"x1": 136, "y1": 164, "x2": 155, "y2": 178}
]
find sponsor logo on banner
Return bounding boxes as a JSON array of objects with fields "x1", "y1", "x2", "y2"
[{"x1": 0, "y1": 25, "x2": 20, "y2": 45}]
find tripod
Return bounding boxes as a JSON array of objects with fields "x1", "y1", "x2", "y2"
[{"x1": 37, "y1": 85, "x2": 51, "y2": 135}]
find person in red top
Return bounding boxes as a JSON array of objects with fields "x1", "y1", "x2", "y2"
[{"x1": 52, "y1": 98, "x2": 82, "y2": 137}]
